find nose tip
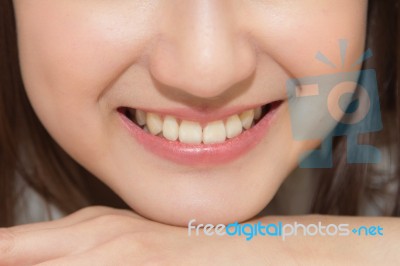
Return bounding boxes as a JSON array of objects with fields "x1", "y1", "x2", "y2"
[{"x1": 148, "y1": 1, "x2": 256, "y2": 99}]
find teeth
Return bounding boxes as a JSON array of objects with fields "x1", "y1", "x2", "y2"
[
  {"x1": 179, "y1": 121, "x2": 202, "y2": 144},
  {"x1": 130, "y1": 105, "x2": 266, "y2": 143},
  {"x1": 239, "y1": 109, "x2": 254, "y2": 129},
  {"x1": 135, "y1": 110, "x2": 146, "y2": 126},
  {"x1": 146, "y1": 113, "x2": 163, "y2": 135},
  {"x1": 163, "y1": 115, "x2": 179, "y2": 141},
  {"x1": 225, "y1": 115, "x2": 243, "y2": 139},
  {"x1": 203, "y1": 120, "x2": 226, "y2": 144}
]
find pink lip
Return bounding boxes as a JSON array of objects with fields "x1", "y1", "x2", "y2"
[{"x1": 118, "y1": 102, "x2": 282, "y2": 166}]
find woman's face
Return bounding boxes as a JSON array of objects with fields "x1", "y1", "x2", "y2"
[{"x1": 13, "y1": 0, "x2": 368, "y2": 226}]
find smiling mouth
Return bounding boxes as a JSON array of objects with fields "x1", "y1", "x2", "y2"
[
  {"x1": 118, "y1": 101, "x2": 282, "y2": 165},
  {"x1": 118, "y1": 101, "x2": 279, "y2": 145}
]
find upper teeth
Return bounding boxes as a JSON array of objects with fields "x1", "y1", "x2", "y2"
[{"x1": 132, "y1": 107, "x2": 263, "y2": 144}]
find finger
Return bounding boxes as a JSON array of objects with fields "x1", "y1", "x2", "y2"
[
  {"x1": 33, "y1": 233, "x2": 157, "y2": 266},
  {"x1": 0, "y1": 213, "x2": 150, "y2": 266},
  {"x1": 10, "y1": 206, "x2": 142, "y2": 233}
]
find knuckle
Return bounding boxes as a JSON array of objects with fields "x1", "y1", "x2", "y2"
[
  {"x1": 0, "y1": 228, "x2": 15, "y2": 262},
  {"x1": 134, "y1": 231, "x2": 165, "y2": 250},
  {"x1": 123, "y1": 232, "x2": 173, "y2": 266},
  {"x1": 107, "y1": 232, "x2": 174, "y2": 265},
  {"x1": 90, "y1": 214, "x2": 133, "y2": 229},
  {"x1": 119, "y1": 232, "x2": 155, "y2": 251},
  {"x1": 143, "y1": 256, "x2": 173, "y2": 266}
]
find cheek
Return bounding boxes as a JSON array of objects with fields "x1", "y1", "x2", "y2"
[
  {"x1": 244, "y1": 0, "x2": 367, "y2": 148},
  {"x1": 16, "y1": 1, "x2": 153, "y2": 104},
  {"x1": 246, "y1": 0, "x2": 367, "y2": 77},
  {"x1": 14, "y1": 1, "x2": 156, "y2": 158}
]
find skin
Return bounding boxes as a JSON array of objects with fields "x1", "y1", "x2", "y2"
[
  {"x1": 5, "y1": 0, "x2": 398, "y2": 264},
  {"x1": 13, "y1": 0, "x2": 367, "y2": 226},
  {"x1": 0, "y1": 207, "x2": 398, "y2": 264}
]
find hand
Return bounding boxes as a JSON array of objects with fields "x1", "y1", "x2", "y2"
[{"x1": 0, "y1": 206, "x2": 281, "y2": 265}]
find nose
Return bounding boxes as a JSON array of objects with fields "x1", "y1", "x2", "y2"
[{"x1": 149, "y1": 0, "x2": 257, "y2": 99}]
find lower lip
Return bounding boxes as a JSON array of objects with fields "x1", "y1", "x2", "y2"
[{"x1": 118, "y1": 102, "x2": 282, "y2": 166}]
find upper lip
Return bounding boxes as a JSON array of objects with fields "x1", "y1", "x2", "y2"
[{"x1": 121, "y1": 101, "x2": 271, "y2": 124}]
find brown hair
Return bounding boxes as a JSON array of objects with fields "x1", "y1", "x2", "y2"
[
  {"x1": 0, "y1": 0, "x2": 127, "y2": 226},
  {"x1": 0, "y1": 0, "x2": 398, "y2": 227},
  {"x1": 311, "y1": 0, "x2": 400, "y2": 216}
]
